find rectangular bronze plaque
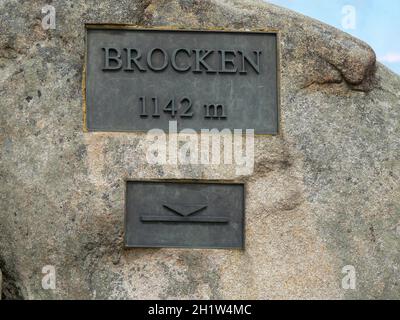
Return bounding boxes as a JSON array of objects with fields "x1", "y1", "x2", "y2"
[
  {"x1": 85, "y1": 27, "x2": 279, "y2": 134},
  {"x1": 125, "y1": 181, "x2": 244, "y2": 248}
]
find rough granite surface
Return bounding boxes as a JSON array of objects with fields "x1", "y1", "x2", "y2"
[{"x1": 0, "y1": 0, "x2": 399, "y2": 299}]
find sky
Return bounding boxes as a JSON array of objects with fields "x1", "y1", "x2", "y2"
[{"x1": 266, "y1": 0, "x2": 400, "y2": 74}]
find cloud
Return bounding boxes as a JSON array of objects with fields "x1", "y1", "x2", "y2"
[{"x1": 379, "y1": 53, "x2": 400, "y2": 63}]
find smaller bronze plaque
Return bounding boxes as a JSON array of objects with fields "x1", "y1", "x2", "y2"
[{"x1": 125, "y1": 181, "x2": 245, "y2": 249}]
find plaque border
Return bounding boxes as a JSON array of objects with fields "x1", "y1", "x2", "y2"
[
  {"x1": 83, "y1": 24, "x2": 282, "y2": 136},
  {"x1": 123, "y1": 178, "x2": 247, "y2": 250}
]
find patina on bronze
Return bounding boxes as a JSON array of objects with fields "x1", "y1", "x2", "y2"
[
  {"x1": 125, "y1": 181, "x2": 245, "y2": 249},
  {"x1": 85, "y1": 26, "x2": 279, "y2": 134}
]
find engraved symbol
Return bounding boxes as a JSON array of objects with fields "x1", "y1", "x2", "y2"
[
  {"x1": 140, "y1": 203, "x2": 229, "y2": 223},
  {"x1": 163, "y1": 204, "x2": 207, "y2": 216}
]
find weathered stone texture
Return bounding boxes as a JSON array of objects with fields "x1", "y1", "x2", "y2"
[{"x1": 0, "y1": 0, "x2": 399, "y2": 299}]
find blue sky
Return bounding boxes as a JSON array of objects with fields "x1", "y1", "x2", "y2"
[{"x1": 266, "y1": 0, "x2": 400, "y2": 74}]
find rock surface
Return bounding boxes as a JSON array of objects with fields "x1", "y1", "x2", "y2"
[{"x1": 0, "y1": 0, "x2": 399, "y2": 299}]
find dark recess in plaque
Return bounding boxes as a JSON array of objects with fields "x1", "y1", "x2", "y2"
[
  {"x1": 125, "y1": 181, "x2": 245, "y2": 249},
  {"x1": 85, "y1": 27, "x2": 279, "y2": 134}
]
